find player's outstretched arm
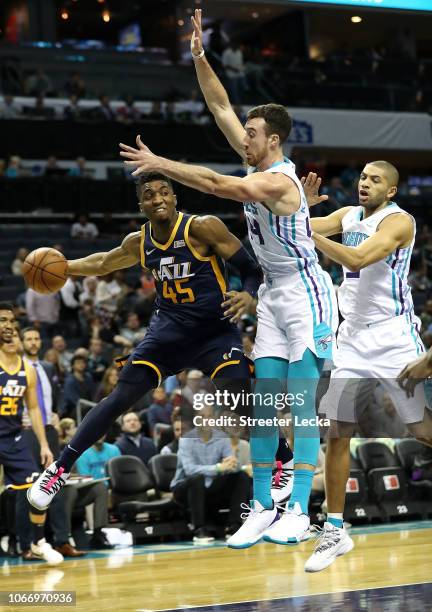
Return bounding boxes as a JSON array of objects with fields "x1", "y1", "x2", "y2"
[
  {"x1": 25, "y1": 366, "x2": 53, "y2": 468},
  {"x1": 120, "y1": 137, "x2": 287, "y2": 205},
  {"x1": 313, "y1": 212, "x2": 414, "y2": 272},
  {"x1": 191, "y1": 9, "x2": 246, "y2": 159},
  {"x1": 301, "y1": 173, "x2": 352, "y2": 236},
  {"x1": 190, "y1": 215, "x2": 262, "y2": 322},
  {"x1": 67, "y1": 232, "x2": 141, "y2": 276}
]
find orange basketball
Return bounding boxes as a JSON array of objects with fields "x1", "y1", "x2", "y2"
[{"x1": 22, "y1": 248, "x2": 68, "y2": 294}]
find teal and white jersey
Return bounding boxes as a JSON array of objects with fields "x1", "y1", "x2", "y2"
[
  {"x1": 243, "y1": 158, "x2": 336, "y2": 334},
  {"x1": 244, "y1": 159, "x2": 318, "y2": 278},
  {"x1": 338, "y1": 203, "x2": 415, "y2": 325}
]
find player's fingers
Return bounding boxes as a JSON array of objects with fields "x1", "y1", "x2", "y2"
[
  {"x1": 319, "y1": 195, "x2": 329, "y2": 202},
  {"x1": 120, "y1": 152, "x2": 139, "y2": 160},
  {"x1": 123, "y1": 159, "x2": 139, "y2": 165},
  {"x1": 300, "y1": 176, "x2": 306, "y2": 185},
  {"x1": 316, "y1": 177, "x2": 322, "y2": 187},
  {"x1": 136, "y1": 134, "x2": 145, "y2": 149},
  {"x1": 119, "y1": 143, "x2": 138, "y2": 153}
]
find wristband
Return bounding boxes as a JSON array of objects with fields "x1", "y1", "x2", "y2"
[
  {"x1": 216, "y1": 462, "x2": 221, "y2": 473},
  {"x1": 192, "y1": 49, "x2": 205, "y2": 59}
]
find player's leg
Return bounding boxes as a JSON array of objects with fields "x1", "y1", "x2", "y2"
[
  {"x1": 225, "y1": 356, "x2": 288, "y2": 548},
  {"x1": 2, "y1": 438, "x2": 63, "y2": 565},
  {"x1": 28, "y1": 359, "x2": 163, "y2": 511},
  {"x1": 264, "y1": 348, "x2": 323, "y2": 544}
]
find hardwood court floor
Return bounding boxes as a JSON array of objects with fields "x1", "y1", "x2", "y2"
[{"x1": 2, "y1": 522, "x2": 432, "y2": 612}]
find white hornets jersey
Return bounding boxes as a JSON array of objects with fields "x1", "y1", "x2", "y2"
[
  {"x1": 338, "y1": 203, "x2": 415, "y2": 325},
  {"x1": 244, "y1": 159, "x2": 318, "y2": 278}
]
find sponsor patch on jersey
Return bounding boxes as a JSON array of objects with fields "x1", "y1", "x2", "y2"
[{"x1": 174, "y1": 240, "x2": 185, "y2": 248}]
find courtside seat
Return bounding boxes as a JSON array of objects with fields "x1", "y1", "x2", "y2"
[
  {"x1": 107, "y1": 454, "x2": 190, "y2": 542},
  {"x1": 395, "y1": 440, "x2": 432, "y2": 517},
  {"x1": 358, "y1": 442, "x2": 422, "y2": 521}
]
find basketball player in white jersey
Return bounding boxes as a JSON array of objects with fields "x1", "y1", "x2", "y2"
[
  {"x1": 119, "y1": 9, "x2": 338, "y2": 549},
  {"x1": 301, "y1": 162, "x2": 432, "y2": 572}
]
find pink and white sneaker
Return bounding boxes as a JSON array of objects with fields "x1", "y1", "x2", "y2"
[{"x1": 27, "y1": 462, "x2": 70, "y2": 511}]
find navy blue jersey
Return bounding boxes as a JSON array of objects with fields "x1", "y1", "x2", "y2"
[
  {"x1": 141, "y1": 212, "x2": 228, "y2": 326},
  {"x1": 0, "y1": 357, "x2": 30, "y2": 438}
]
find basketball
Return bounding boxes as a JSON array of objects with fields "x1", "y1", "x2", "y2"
[{"x1": 22, "y1": 247, "x2": 68, "y2": 294}]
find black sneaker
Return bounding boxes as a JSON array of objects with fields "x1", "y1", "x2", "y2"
[
  {"x1": 90, "y1": 532, "x2": 114, "y2": 550},
  {"x1": 193, "y1": 528, "x2": 215, "y2": 544}
]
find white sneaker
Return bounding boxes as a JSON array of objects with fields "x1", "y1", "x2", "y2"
[
  {"x1": 226, "y1": 500, "x2": 277, "y2": 549},
  {"x1": 263, "y1": 501, "x2": 310, "y2": 545},
  {"x1": 271, "y1": 461, "x2": 294, "y2": 504},
  {"x1": 304, "y1": 522, "x2": 354, "y2": 572},
  {"x1": 27, "y1": 462, "x2": 70, "y2": 511},
  {"x1": 31, "y1": 539, "x2": 64, "y2": 566}
]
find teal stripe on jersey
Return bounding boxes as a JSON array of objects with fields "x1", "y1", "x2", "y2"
[
  {"x1": 291, "y1": 214, "x2": 296, "y2": 242},
  {"x1": 312, "y1": 263, "x2": 330, "y2": 326},
  {"x1": 268, "y1": 211, "x2": 317, "y2": 327},
  {"x1": 400, "y1": 246, "x2": 412, "y2": 281},
  {"x1": 409, "y1": 323, "x2": 422, "y2": 356}
]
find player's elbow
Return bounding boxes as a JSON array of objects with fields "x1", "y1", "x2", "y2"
[{"x1": 345, "y1": 252, "x2": 364, "y2": 272}]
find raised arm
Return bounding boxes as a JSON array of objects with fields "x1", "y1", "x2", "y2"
[
  {"x1": 191, "y1": 9, "x2": 246, "y2": 159},
  {"x1": 67, "y1": 231, "x2": 141, "y2": 276},
  {"x1": 120, "y1": 137, "x2": 293, "y2": 211}
]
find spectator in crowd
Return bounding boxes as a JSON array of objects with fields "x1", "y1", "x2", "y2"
[
  {"x1": 171, "y1": 403, "x2": 250, "y2": 543},
  {"x1": 144, "y1": 101, "x2": 165, "y2": 122},
  {"x1": 229, "y1": 428, "x2": 252, "y2": 478},
  {"x1": 116, "y1": 411, "x2": 157, "y2": 466},
  {"x1": 160, "y1": 417, "x2": 183, "y2": 455},
  {"x1": 221, "y1": 40, "x2": 248, "y2": 104},
  {"x1": 59, "y1": 418, "x2": 77, "y2": 450},
  {"x1": 87, "y1": 338, "x2": 108, "y2": 383},
  {"x1": 96, "y1": 94, "x2": 116, "y2": 121},
  {"x1": 119, "y1": 312, "x2": 146, "y2": 346},
  {"x1": 146, "y1": 387, "x2": 173, "y2": 435},
  {"x1": 182, "y1": 370, "x2": 207, "y2": 406},
  {"x1": 177, "y1": 89, "x2": 204, "y2": 123},
  {"x1": 60, "y1": 277, "x2": 82, "y2": 337},
  {"x1": 95, "y1": 274, "x2": 123, "y2": 313},
  {"x1": 51, "y1": 335, "x2": 74, "y2": 372},
  {"x1": 322, "y1": 176, "x2": 351, "y2": 208},
  {"x1": 43, "y1": 348, "x2": 66, "y2": 385},
  {"x1": 44, "y1": 156, "x2": 62, "y2": 177},
  {"x1": 64, "y1": 72, "x2": 86, "y2": 98},
  {"x1": 25, "y1": 288, "x2": 60, "y2": 338},
  {"x1": 24, "y1": 94, "x2": 55, "y2": 119},
  {"x1": 25, "y1": 68, "x2": 53, "y2": 97},
  {"x1": 71, "y1": 213, "x2": 99, "y2": 239},
  {"x1": 68, "y1": 157, "x2": 91, "y2": 178},
  {"x1": 79, "y1": 276, "x2": 99, "y2": 306},
  {"x1": 21, "y1": 327, "x2": 60, "y2": 427},
  {"x1": 94, "y1": 366, "x2": 119, "y2": 403},
  {"x1": 64, "y1": 94, "x2": 82, "y2": 121},
  {"x1": 117, "y1": 95, "x2": 141, "y2": 123},
  {"x1": 0, "y1": 94, "x2": 22, "y2": 119},
  {"x1": 60, "y1": 355, "x2": 94, "y2": 418},
  {"x1": 5, "y1": 155, "x2": 23, "y2": 179},
  {"x1": 64, "y1": 436, "x2": 119, "y2": 549},
  {"x1": 340, "y1": 161, "x2": 360, "y2": 190},
  {"x1": 11, "y1": 247, "x2": 29, "y2": 276}
]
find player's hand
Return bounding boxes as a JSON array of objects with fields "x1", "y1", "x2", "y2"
[
  {"x1": 191, "y1": 8, "x2": 204, "y2": 57},
  {"x1": 222, "y1": 291, "x2": 254, "y2": 323},
  {"x1": 301, "y1": 172, "x2": 329, "y2": 208},
  {"x1": 397, "y1": 351, "x2": 432, "y2": 397},
  {"x1": 40, "y1": 445, "x2": 53, "y2": 469},
  {"x1": 119, "y1": 135, "x2": 160, "y2": 176}
]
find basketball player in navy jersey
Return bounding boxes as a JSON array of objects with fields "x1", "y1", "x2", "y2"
[
  {"x1": 0, "y1": 308, "x2": 62, "y2": 564},
  {"x1": 29, "y1": 173, "x2": 268, "y2": 512}
]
